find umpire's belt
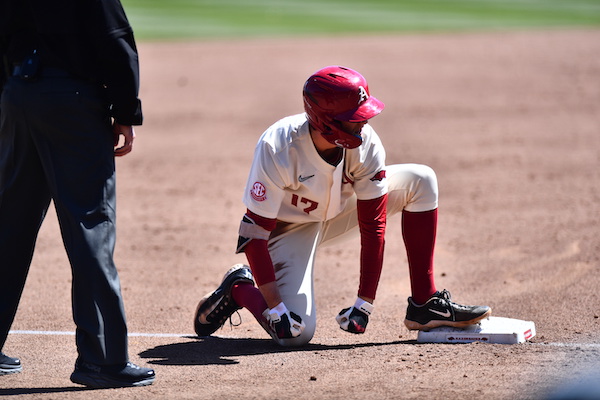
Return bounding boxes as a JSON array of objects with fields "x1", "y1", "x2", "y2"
[{"x1": 12, "y1": 65, "x2": 72, "y2": 78}]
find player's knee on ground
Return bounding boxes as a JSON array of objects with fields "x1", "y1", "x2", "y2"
[
  {"x1": 272, "y1": 322, "x2": 316, "y2": 347},
  {"x1": 268, "y1": 312, "x2": 316, "y2": 347}
]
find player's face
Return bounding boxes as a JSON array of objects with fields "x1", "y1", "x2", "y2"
[{"x1": 338, "y1": 120, "x2": 368, "y2": 136}]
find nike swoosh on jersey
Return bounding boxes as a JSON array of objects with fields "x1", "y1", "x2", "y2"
[
  {"x1": 429, "y1": 309, "x2": 451, "y2": 318},
  {"x1": 298, "y1": 174, "x2": 315, "y2": 182}
]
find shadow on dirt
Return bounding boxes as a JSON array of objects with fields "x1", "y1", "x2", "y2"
[
  {"x1": 0, "y1": 386, "x2": 98, "y2": 395},
  {"x1": 139, "y1": 336, "x2": 417, "y2": 365}
]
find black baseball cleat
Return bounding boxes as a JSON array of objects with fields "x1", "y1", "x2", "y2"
[
  {"x1": 70, "y1": 360, "x2": 155, "y2": 388},
  {"x1": 404, "y1": 289, "x2": 491, "y2": 331},
  {"x1": 194, "y1": 264, "x2": 254, "y2": 337},
  {"x1": 0, "y1": 353, "x2": 22, "y2": 375}
]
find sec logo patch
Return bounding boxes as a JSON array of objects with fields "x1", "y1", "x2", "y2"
[{"x1": 250, "y1": 181, "x2": 267, "y2": 201}]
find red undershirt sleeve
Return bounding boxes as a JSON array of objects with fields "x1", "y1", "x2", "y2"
[
  {"x1": 241, "y1": 210, "x2": 277, "y2": 287},
  {"x1": 357, "y1": 194, "x2": 388, "y2": 300}
]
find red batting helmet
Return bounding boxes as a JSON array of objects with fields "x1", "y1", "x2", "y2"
[{"x1": 303, "y1": 66, "x2": 384, "y2": 149}]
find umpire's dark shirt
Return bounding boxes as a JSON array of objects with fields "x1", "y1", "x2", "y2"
[{"x1": 0, "y1": 0, "x2": 143, "y2": 125}]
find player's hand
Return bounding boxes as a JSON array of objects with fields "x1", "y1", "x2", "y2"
[
  {"x1": 266, "y1": 302, "x2": 305, "y2": 339},
  {"x1": 336, "y1": 298, "x2": 374, "y2": 334},
  {"x1": 113, "y1": 122, "x2": 135, "y2": 157}
]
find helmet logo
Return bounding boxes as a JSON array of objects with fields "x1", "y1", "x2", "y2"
[{"x1": 358, "y1": 86, "x2": 368, "y2": 104}]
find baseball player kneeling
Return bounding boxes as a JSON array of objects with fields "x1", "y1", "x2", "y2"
[{"x1": 194, "y1": 65, "x2": 491, "y2": 346}]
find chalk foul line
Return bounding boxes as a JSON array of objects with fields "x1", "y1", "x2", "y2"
[
  {"x1": 9, "y1": 330, "x2": 187, "y2": 338},
  {"x1": 8, "y1": 330, "x2": 600, "y2": 348}
]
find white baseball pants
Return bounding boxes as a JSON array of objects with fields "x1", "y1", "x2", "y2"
[{"x1": 266, "y1": 163, "x2": 438, "y2": 346}]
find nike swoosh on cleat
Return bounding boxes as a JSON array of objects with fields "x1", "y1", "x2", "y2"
[
  {"x1": 298, "y1": 175, "x2": 315, "y2": 182},
  {"x1": 429, "y1": 309, "x2": 451, "y2": 318}
]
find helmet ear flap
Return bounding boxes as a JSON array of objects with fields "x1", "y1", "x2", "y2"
[
  {"x1": 303, "y1": 79, "x2": 354, "y2": 148},
  {"x1": 303, "y1": 90, "x2": 330, "y2": 133}
]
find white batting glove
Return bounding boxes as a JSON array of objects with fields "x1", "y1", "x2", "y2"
[
  {"x1": 266, "y1": 302, "x2": 305, "y2": 339},
  {"x1": 336, "y1": 298, "x2": 374, "y2": 334}
]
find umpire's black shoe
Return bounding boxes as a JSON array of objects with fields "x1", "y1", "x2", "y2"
[
  {"x1": 404, "y1": 289, "x2": 491, "y2": 331},
  {"x1": 0, "y1": 353, "x2": 22, "y2": 375},
  {"x1": 70, "y1": 359, "x2": 155, "y2": 388},
  {"x1": 194, "y1": 264, "x2": 254, "y2": 336}
]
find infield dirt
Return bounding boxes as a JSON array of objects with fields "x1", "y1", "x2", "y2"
[{"x1": 1, "y1": 29, "x2": 599, "y2": 399}]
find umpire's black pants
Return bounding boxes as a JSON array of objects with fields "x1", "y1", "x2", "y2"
[{"x1": 0, "y1": 71, "x2": 129, "y2": 365}]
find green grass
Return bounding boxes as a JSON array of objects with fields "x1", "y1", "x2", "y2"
[{"x1": 121, "y1": 0, "x2": 600, "y2": 41}]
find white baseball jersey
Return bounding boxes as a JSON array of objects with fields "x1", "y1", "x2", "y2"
[{"x1": 243, "y1": 113, "x2": 388, "y2": 223}]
